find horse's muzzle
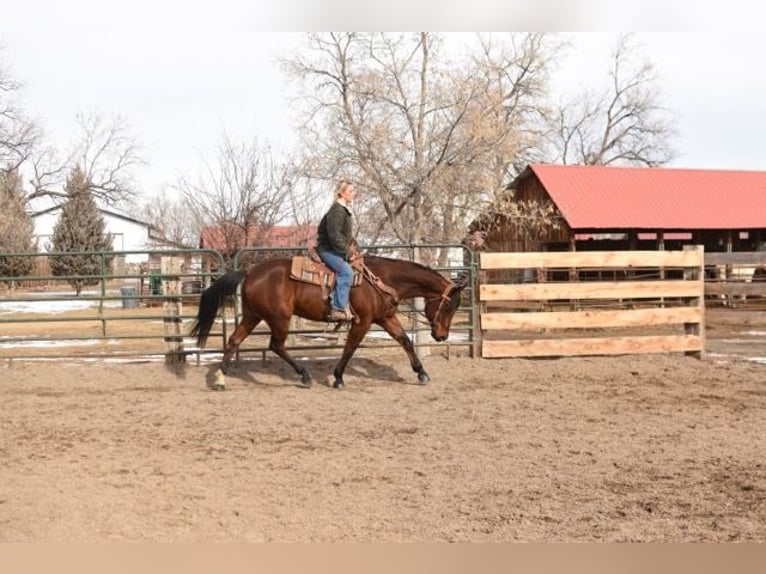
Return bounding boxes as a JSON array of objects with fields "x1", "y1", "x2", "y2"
[{"x1": 431, "y1": 330, "x2": 448, "y2": 342}]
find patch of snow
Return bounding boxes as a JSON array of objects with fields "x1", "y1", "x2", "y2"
[
  {"x1": 0, "y1": 298, "x2": 123, "y2": 313},
  {"x1": 0, "y1": 339, "x2": 116, "y2": 349}
]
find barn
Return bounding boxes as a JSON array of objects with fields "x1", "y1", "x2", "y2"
[
  {"x1": 473, "y1": 163, "x2": 766, "y2": 255},
  {"x1": 198, "y1": 223, "x2": 316, "y2": 271}
]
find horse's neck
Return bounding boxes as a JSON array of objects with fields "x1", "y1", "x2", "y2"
[{"x1": 381, "y1": 260, "x2": 445, "y2": 299}]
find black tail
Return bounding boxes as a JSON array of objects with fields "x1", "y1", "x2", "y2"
[{"x1": 189, "y1": 270, "x2": 245, "y2": 347}]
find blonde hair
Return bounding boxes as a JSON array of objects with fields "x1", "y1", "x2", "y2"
[{"x1": 335, "y1": 179, "x2": 353, "y2": 198}]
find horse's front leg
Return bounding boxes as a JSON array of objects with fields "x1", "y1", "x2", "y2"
[
  {"x1": 377, "y1": 316, "x2": 430, "y2": 384},
  {"x1": 331, "y1": 320, "x2": 372, "y2": 389}
]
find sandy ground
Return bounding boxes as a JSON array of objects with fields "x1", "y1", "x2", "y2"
[{"x1": 1, "y1": 337, "x2": 764, "y2": 541}]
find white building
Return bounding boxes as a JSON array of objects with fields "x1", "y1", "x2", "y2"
[{"x1": 32, "y1": 206, "x2": 160, "y2": 264}]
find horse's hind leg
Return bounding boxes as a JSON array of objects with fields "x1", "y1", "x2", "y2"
[
  {"x1": 267, "y1": 320, "x2": 313, "y2": 387},
  {"x1": 220, "y1": 314, "x2": 261, "y2": 375}
]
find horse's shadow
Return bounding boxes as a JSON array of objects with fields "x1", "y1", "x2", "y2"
[
  {"x1": 164, "y1": 361, "x2": 189, "y2": 380},
  {"x1": 204, "y1": 356, "x2": 408, "y2": 388}
]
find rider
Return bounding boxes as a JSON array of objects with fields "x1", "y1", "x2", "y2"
[{"x1": 316, "y1": 179, "x2": 357, "y2": 321}]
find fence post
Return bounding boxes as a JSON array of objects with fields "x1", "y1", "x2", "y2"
[
  {"x1": 162, "y1": 256, "x2": 185, "y2": 364},
  {"x1": 411, "y1": 246, "x2": 432, "y2": 358},
  {"x1": 683, "y1": 245, "x2": 705, "y2": 359},
  {"x1": 474, "y1": 259, "x2": 484, "y2": 359}
]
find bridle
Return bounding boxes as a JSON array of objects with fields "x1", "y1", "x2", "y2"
[{"x1": 424, "y1": 281, "x2": 460, "y2": 328}]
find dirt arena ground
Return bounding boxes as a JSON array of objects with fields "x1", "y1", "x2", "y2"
[{"x1": 1, "y1": 330, "x2": 765, "y2": 542}]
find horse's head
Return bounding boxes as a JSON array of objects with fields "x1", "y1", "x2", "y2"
[{"x1": 424, "y1": 272, "x2": 470, "y2": 342}]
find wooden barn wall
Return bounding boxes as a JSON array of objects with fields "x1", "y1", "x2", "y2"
[{"x1": 482, "y1": 175, "x2": 572, "y2": 254}]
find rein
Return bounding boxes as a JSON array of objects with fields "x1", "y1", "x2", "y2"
[
  {"x1": 357, "y1": 260, "x2": 400, "y2": 310},
  {"x1": 354, "y1": 253, "x2": 465, "y2": 326}
]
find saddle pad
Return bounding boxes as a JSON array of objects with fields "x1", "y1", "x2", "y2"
[{"x1": 289, "y1": 256, "x2": 362, "y2": 288}]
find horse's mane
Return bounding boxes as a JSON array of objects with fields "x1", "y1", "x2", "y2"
[{"x1": 363, "y1": 254, "x2": 440, "y2": 275}]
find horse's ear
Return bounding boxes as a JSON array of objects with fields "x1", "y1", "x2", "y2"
[{"x1": 454, "y1": 272, "x2": 470, "y2": 290}]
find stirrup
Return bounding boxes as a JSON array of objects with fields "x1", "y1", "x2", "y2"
[{"x1": 327, "y1": 307, "x2": 352, "y2": 322}]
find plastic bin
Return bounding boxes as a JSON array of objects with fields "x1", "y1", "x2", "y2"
[
  {"x1": 120, "y1": 286, "x2": 138, "y2": 309},
  {"x1": 149, "y1": 271, "x2": 162, "y2": 295}
]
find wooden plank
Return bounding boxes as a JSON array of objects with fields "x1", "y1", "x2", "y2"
[
  {"x1": 481, "y1": 306, "x2": 702, "y2": 330},
  {"x1": 705, "y1": 252, "x2": 766, "y2": 266},
  {"x1": 482, "y1": 335, "x2": 703, "y2": 358},
  {"x1": 480, "y1": 280, "x2": 703, "y2": 301},
  {"x1": 480, "y1": 249, "x2": 703, "y2": 270},
  {"x1": 705, "y1": 283, "x2": 766, "y2": 297},
  {"x1": 686, "y1": 246, "x2": 706, "y2": 356}
]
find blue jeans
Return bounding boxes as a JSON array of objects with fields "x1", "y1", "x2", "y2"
[{"x1": 317, "y1": 249, "x2": 352, "y2": 310}]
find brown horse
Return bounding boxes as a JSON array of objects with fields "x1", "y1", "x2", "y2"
[{"x1": 190, "y1": 254, "x2": 469, "y2": 389}]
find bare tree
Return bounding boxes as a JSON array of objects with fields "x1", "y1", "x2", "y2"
[
  {"x1": 282, "y1": 33, "x2": 677, "y2": 258},
  {"x1": 548, "y1": 34, "x2": 677, "y2": 167},
  {"x1": 421, "y1": 33, "x2": 561, "y2": 252},
  {"x1": 0, "y1": 52, "x2": 44, "y2": 178},
  {"x1": 69, "y1": 112, "x2": 145, "y2": 204},
  {"x1": 175, "y1": 133, "x2": 295, "y2": 268},
  {"x1": 285, "y1": 32, "x2": 466, "y2": 251},
  {"x1": 3, "y1": 51, "x2": 143, "y2": 208},
  {"x1": 281, "y1": 162, "x2": 330, "y2": 227},
  {"x1": 467, "y1": 34, "x2": 678, "y2": 249},
  {"x1": 283, "y1": 33, "x2": 561, "y2": 262},
  {"x1": 141, "y1": 190, "x2": 199, "y2": 248},
  {"x1": 16, "y1": 110, "x2": 144, "y2": 208},
  {"x1": 470, "y1": 33, "x2": 563, "y2": 185}
]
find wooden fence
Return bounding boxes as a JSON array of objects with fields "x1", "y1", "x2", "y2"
[
  {"x1": 479, "y1": 247, "x2": 705, "y2": 359},
  {"x1": 704, "y1": 251, "x2": 766, "y2": 308}
]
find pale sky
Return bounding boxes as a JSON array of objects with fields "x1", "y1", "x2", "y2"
[{"x1": 2, "y1": 2, "x2": 764, "y2": 204}]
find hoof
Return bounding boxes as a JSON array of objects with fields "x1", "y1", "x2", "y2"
[
  {"x1": 333, "y1": 380, "x2": 345, "y2": 390},
  {"x1": 212, "y1": 369, "x2": 226, "y2": 391},
  {"x1": 297, "y1": 369, "x2": 313, "y2": 388},
  {"x1": 417, "y1": 372, "x2": 430, "y2": 384}
]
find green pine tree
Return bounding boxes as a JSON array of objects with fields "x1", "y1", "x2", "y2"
[
  {"x1": 0, "y1": 168, "x2": 36, "y2": 288},
  {"x1": 48, "y1": 166, "x2": 114, "y2": 296}
]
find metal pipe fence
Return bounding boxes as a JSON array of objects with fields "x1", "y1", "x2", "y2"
[
  {"x1": 0, "y1": 249, "x2": 225, "y2": 362},
  {"x1": 0, "y1": 244, "x2": 477, "y2": 364}
]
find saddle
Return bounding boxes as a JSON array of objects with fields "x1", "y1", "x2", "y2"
[
  {"x1": 289, "y1": 246, "x2": 400, "y2": 321},
  {"x1": 289, "y1": 248, "x2": 363, "y2": 290}
]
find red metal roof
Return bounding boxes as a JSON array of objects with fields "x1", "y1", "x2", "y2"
[
  {"x1": 524, "y1": 163, "x2": 766, "y2": 230},
  {"x1": 200, "y1": 223, "x2": 316, "y2": 251}
]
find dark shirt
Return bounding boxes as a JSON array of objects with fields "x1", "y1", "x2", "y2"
[{"x1": 317, "y1": 201, "x2": 353, "y2": 258}]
